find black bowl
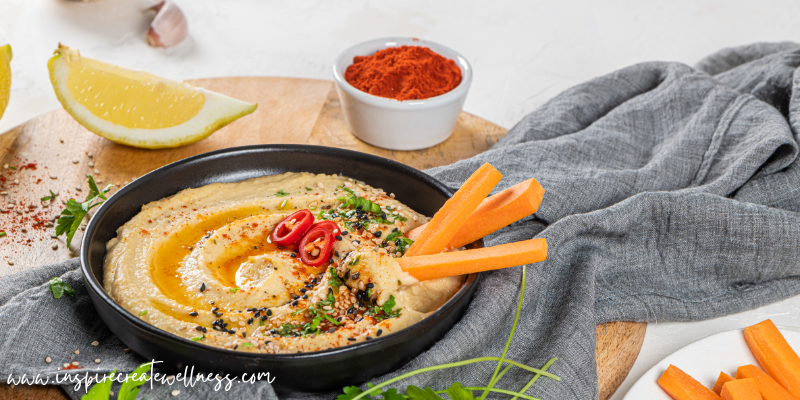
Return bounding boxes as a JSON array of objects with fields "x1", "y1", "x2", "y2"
[{"x1": 80, "y1": 144, "x2": 478, "y2": 394}]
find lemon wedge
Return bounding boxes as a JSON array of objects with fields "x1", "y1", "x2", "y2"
[
  {"x1": 0, "y1": 44, "x2": 11, "y2": 121},
  {"x1": 48, "y1": 44, "x2": 257, "y2": 149}
]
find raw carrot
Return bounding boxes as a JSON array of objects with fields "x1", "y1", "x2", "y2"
[
  {"x1": 714, "y1": 372, "x2": 736, "y2": 395},
  {"x1": 744, "y1": 320, "x2": 800, "y2": 397},
  {"x1": 397, "y1": 238, "x2": 547, "y2": 281},
  {"x1": 736, "y1": 364, "x2": 799, "y2": 400},
  {"x1": 407, "y1": 178, "x2": 545, "y2": 249},
  {"x1": 658, "y1": 365, "x2": 722, "y2": 400},
  {"x1": 404, "y1": 163, "x2": 502, "y2": 257},
  {"x1": 721, "y1": 378, "x2": 763, "y2": 400}
]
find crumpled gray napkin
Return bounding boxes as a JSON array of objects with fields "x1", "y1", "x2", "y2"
[{"x1": 4, "y1": 41, "x2": 800, "y2": 399}]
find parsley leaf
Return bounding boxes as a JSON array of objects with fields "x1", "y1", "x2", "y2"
[
  {"x1": 276, "y1": 190, "x2": 290, "y2": 197},
  {"x1": 240, "y1": 342, "x2": 254, "y2": 347},
  {"x1": 190, "y1": 335, "x2": 205, "y2": 341},
  {"x1": 446, "y1": 383, "x2": 474, "y2": 400},
  {"x1": 41, "y1": 190, "x2": 57, "y2": 202},
  {"x1": 406, "y1": 386, "x2": 444, "y2": 400},
  {"x1": 365, "y1": 295, "x2": 401, "y2": 322},
  {"x1": 382, "y1": 231, "x2": 414, "y2": 255},
  {"x1": 55, "y1": 176, "x2": 113, "y2": 247},
  {"x1": 0, "y1": 231, "x2": 6, "y2": 237},
  {"x1": 230, "y1": 288, "x2": 240, "y2": 293},
  {"x1": 81, "y1": 369, "x2": 116, "y2": 400},
  {"x1": 336, "y1": 386, "x2": 364, "y2": 400},
  {"x1": 305, "y1": 187, "x2": 314, "y2": 191},
  {"x1": 49, "y1": 277, "x2": 75, "y2": 299},
  {"x1": 118, "y1": 362, "x2": 151, "y2": 400},
  {"x1": 139, "y1": 310, "x2": 148, "y2": 316},
  {"x1": 338, "y1": 186, "x2": 382, "y2": 214}
]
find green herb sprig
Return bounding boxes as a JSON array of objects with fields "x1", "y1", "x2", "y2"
[
  {"x1": 48, "y1": 277, "x2": 75, "y2": 299},
  {"x1": 337, "y1": 267, "x2": 561, "y2": 400},
  {"x1": 276, "y1": 190, "x2": 290, "y2": 197},
  {"x1": 55, "y1": 176, "x2": 113, "y2": 247},
  {"x1": 328, "y1": 266, "x2": 345, "y2": 293},
  {"x1": 364, "y1": 295, "x2": 401, "y2": 322}
]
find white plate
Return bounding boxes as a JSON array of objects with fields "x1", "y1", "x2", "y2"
[{"x1": 624, "y1": 328, "x2": 800, "y2": 399}]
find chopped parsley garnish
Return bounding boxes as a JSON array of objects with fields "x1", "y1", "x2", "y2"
[
  {"x1": 348, "y1": 254, "x2": 361, "y2": 266},
  {"x1": 48, "y1": 277, "x2": 75, "y2": 299},
  {"x1": 41, "y1": 190, "x2": 57, "y2": 202},
  {"x1": 275, "y1": 190, "x2": 290, "y2": 197},
  {"x1": 240, "y1": 342, "x2": 254, "y2": 347},
  {"x1": 338, "y1": 186, "x2": 382, "y2": 214},
  {"x1": 279, "y1": 199, "x2": 288, "y2": 209},
  {"x1": 365, "y1": 295, "x2": 401, "y2": 322},
  {"x1": 0, "y1": 231, "x2": 5, "y2": 237},
  {"x1": 328, "y1": 267, "x2": 345, "y2": 293},
  {"x1": 8, "y1": 166, "x2": 16, "y2": 170},
  {"x1": 55, "y1": 176, "x2": 113, "y2": 247},
  {"x1": 305, "y1": 187, "x2": 314, "y2": 191},
  {"x1": 190, "y1": 335, "x2": 205, "y2": 341},
  {"x1": 229, "y1": 288, "x2": 240, "y2": 293},
  {"x1": 139, "y1": 310, "x2": 148, "y2": 316},
  {"x1": 383, "y1": 230, "x2": 414, "y2": 255}
]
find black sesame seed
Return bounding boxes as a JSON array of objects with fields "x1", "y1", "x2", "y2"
[
  {"x1": 327, "y1": 327, "x2": 336, "y2": 333},
  {"x1": 352, "y1": 272, "x2": 360, "y2": 280},
  {"x1": 356, "y1": 293, "x2": 363, "y2": 300},
  {"x1": 209, "y1": 300, "x2": 214, "y2": 305},
  {"x1": 233, "y1": 345, "x2": 238, "y2": 350},
  {"x1": 302, "y1": 295, "x2": 308, "y2": 300},
  {"x1": 366, "y1": 283, "x2": 374, "y2": 289},
  {"x1": 247, "y1": 318, "x2": 254, "y2": 324},
  {"x1": 291, "y1": 300, "x2": 298, "y2": 307},
  {"x1": 261, "y1": 315, "x2": 268, "y2": 321},
  {"x1": 372, "y1": 298, "x2": 378, "y2": 305},
  {"x1": 344, "y1": 270, "x2": 350, "y2": 280},
  {"x1": 376, "y1": 329, "x2": 383, "y2": 337},
  {"x1": 254, "y1": 311, "x2": 261, "y2": 318},
  {"x1": 335, "y1": 235, "x2": 342, "y2": 241},
  {"x1": 328, "y1": 258, "x2": 334, "y2": 264},
  {"x1": 195, "y1": 326, "x2": 204, "y2": 331},
  {"x1": 347, "y1": 338, "x2": 356, "y2": 342},
  {"x1": 358, "y1": 301, "x2": 365, "y2": 307},
  {"x1": 365, "y1": 336, "x2": 372, "y2": 340},
  {"x1": 374, "y1": 231, "x2": 382, "y2": 238},
  {"x1": 290, "y1": 253, "x2": 297, "y2": 258},
  {"x1": 189, "y1": 311, "x2": 198, "y2": 317},
  {"x1": 199, "y1": 283, "x2": 206, "y2": 292},
  {"x1": 300, "y1": 288, "x2": 307, "y2": 293},
  {"x1": 266, "y1": 309, "x2": 273, "y2": 316}
]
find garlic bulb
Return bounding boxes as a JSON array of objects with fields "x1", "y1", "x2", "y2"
[{"x1": 145, "y1": 1, "x2": 188, "y2": 47}]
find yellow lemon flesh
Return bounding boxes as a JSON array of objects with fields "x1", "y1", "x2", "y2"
[
  {"x1": 0, "y1": 44, "x2": 11, "y2": 121},
  {"x1": 48, "y1": 44, "x2": 257, "y2": 149}
]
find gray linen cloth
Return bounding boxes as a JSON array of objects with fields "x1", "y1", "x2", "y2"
[{"x1": 4, "y1": 42, "x2": 800, "y2": 399}]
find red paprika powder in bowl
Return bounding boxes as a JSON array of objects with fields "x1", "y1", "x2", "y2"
[{"x1": 333, "y1": 38, "x2": 472, "y2": 151}]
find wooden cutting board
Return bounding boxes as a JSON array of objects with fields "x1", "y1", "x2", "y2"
[{"x1": 0, "y1": 77, "x2": 645, "y2": 399}]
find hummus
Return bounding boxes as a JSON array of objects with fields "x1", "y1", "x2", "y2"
[{"x1": 104, "y1": 172, "x2": 463, "y2": 353}]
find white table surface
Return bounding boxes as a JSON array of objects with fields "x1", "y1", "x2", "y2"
[{"x1": 2, "y1": 0, "x2": 799, "y2": 398}]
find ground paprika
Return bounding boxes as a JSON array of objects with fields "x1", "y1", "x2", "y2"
[{"x1": 344, "y1": 45, "x2": 462, "y2": 101}]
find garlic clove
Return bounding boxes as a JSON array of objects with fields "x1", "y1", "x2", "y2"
[{"x1": 145, "y1": 1, "x2": 188, "y2": 47}]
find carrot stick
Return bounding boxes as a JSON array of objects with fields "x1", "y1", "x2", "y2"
[
  {"x1": 745, "y1": 320, "x2": 800, "y2": 397},
  {"x1": 404, "y1": 163, "x2": 502, "y2": 257},
  {"x1": 397, "y1": 238, "x2": 546, "y2": 281},
  {"x1": 736, "y1": 365, "x2": 799, "y2": 400},
  {"x1": 721, "y1": 378, "x2": 762, "y2": 400},
  {"x1": 658, "y1": 365, "x2": 722, "y2": 400},
  {"x1": 407, "y1": 178, "x2": 545, "y2": 249},
  {"x1": 714, "y1": 372, "x2": 736, "y2": 396}
]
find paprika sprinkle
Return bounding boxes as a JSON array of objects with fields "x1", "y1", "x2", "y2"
[{"x1": 344, "y1": 45, "x2": 462, "y2": 101}]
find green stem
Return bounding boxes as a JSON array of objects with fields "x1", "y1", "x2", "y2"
[
  {"x1": 350, "y1": 356, "x2": 560, "y2": 400},
  {"x1": 480, "y1": 266, "x2": 527, "y2": 400},
  {"x1": 488, "y1": 364, "x2": 513, "y2": 387},
  {"x1": 511, "y1": 358, "x2": 559, "y2": 400},
  {"x1": 433, "y1": 386, "x2": 541, "y2": 400}
]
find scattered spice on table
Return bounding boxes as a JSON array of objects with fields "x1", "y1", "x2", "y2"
[{"x1": 344, "y1": 45, "x2": 462, "y2": 101}]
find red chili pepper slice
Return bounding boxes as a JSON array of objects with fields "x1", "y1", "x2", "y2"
[
  {"x1": 310, "y1": 221, "x2": 341, "y2": 238},
  {"x1": 298, "y1": 227, "x2": 334, "y2": 267},
  {"x1": 271, "y1": 209, "x2": 314, "y2": 246}
]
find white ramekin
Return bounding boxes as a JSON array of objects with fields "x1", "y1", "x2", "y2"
[{"x1": 333, "y1": 37, "x2": 472, "y2": 151}]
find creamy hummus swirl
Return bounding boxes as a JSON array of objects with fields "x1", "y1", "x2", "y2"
[{"x1": 104, "y1": 172, "x2": 463, "y2": 353}]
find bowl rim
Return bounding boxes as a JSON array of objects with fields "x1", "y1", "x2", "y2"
[
  {"x1": 80, "y1": 144, "x2": 479, "y2": 361},
  {"x1": 332, "y1": 37, "x2": 472, "y2": 110}
]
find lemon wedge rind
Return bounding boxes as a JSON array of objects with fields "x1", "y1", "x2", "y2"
[
  {"x1": 48, "y1": 44, "x2": 257, "y2": 149},
  {"x1": 0, "y1": 44, "x2": 12, "y2": 121}
]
